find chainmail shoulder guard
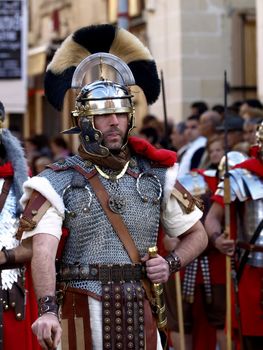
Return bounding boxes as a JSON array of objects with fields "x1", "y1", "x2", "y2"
[{"x1": 39, "y1": 155, "x2": 168, "y2": 296}]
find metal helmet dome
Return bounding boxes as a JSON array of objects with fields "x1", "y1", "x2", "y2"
[{"x1": 218, "y1": 151, "x2": 249, "y2": 178}]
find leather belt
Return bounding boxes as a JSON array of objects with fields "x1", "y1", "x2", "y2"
[
  {"x1": 237, "y1": 241, "x2": 263, "y2": 253},
  {"x1": 57, "y1": 263, "x2": 146, "y2": 284}
]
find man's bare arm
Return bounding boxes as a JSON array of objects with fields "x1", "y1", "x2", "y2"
[
  {"x1": 31, "y1": 233, "x2": 62, "y2": 350},
  {"x1": 145, "y1": 221, "x2": 208, "y2": 284},
  {"x1": 204, "y1": 201, "x2": 224, "y2": 239},
  {"x1": 31, "y1": 233, "x2": 59, "y2": 298},
  {"x1": 174, "y1": 220, "x2": 208, "y2": 267},
  {"x1": 205, "y1": 201, "x2": 235, "y2": 256}
]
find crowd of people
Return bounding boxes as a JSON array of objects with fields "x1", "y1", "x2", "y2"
[
  {"x1": 0, "y1": 23, "x2": 262, "y2": 350},
  {"x1": 138, "y1": 99, "x2": 263, "y2": 172},
  {"x1": 24, "y1": 135, "x2": 73, "y2": 175}
]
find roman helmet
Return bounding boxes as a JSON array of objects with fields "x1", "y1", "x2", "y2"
[
  {"x1": 217, "y1": 151, "x2": 249, "y2": 179},
  {"x1": 44, "y1": 24, "x2": 160, "y2": 156}
]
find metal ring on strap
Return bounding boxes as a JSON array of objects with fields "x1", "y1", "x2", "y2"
[
  {"x1": 62, "y1": 184, "x2": 93, "y2": 217},
  {"x1": 136, "y1": 172, "x2": 162, "y2": 204}
]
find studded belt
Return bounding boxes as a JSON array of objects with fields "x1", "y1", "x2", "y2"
[{"x1": 57, "y1": 263, "x2": 146, "y2": 284}]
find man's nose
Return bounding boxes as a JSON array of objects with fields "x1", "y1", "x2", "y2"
[{"x1": 108, "y1": 114, "x2": 119, "y2": 125}]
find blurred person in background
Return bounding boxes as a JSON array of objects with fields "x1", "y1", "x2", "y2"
[
  {"x1": 170, "y1": 121, "x2": 188, "y2": 160},
  {"x1": 239, "y1": 98, "x2": 263, "y2": 116},
  {"x1": 206, "y1": 136, "x2": 225, "y2": 170},
  {"x1": 24, "y1": 134, "x2": 51, "y2": 170},
  {"x1": 243, "y1": 118, "x2": 263, "y2": 155},
  {"x1": 198, "y1": 110, "x2": 223, "y2": 169},
  {"x1": 190, "y1": 101, "x2": 208, "y2": 117},
  {"x1": 178, "y1": 115, "x2": 207, "y2": 177},
  {"x1": 138, "y1": 126, "x2": 162, "y2": 148},
  {"x1": 31, "y1": 155, "x2": 53, "y2": 176},
  {"x1": 212, "y1": 104, "x2": 224, "y2": 118},
  {"x1": 216, "y1": 114, "x2": 247, "y2": 154},
  {"x1": 50, "y1": 136, "x2": 73, "y2": 162}
]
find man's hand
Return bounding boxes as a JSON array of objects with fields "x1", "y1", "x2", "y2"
[
  {"x1": 32, "y1": 314, "x2": 62, "y2": 350},
  {"x1": 214, "y1": 234, "x2": 235, "y2": 256},
  {"x1": 141, "y1": 253, "x2": 169, "y2": 283}
]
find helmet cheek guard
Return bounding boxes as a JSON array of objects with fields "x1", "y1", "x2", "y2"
[{"x1": 78, "y1": 116, "x2": 107, "y2": 157}]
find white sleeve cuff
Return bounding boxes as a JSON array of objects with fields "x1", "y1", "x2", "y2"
[{"x1": 21, "y1": 206, "x2": 63, "y2": 241}]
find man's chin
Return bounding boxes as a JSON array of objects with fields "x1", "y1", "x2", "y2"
[{"x1": 104, "y1": 139, "x2": 123, "y2": 152}]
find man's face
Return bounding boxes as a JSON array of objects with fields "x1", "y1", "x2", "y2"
[
  {"x1": 227, "y1": 130, "x2": 243, "y2": 149},
  {"x1": 170, "y1": 127, "x2": 186, "y2": 150},
  {"x1": 243, "y1": 123, "x2": 257, "y2": 145},
  {"x1": 199, "y1": 114, "x2": 213, "y2": 137},
  {"x1": 185, "y1": 119, "x2": 200, "y2": 142},
  {"x1": 94, "y1": 113, "x2": 129, "y2": 151}
]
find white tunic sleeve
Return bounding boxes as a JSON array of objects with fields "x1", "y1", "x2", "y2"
[
  {"x1": 21, "y1": 206, "x2": 63, "y2": 241},
  {"x1": 161, "y1": 195, "x2": 203, "y2": 238},
  {"x1": 161, "y1": 162, "x2": 203, "y2": 237},
  {"x1": 20, "y1": 176, "x2": 65, "y2": 241}
]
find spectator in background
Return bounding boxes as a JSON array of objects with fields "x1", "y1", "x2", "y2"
[
  {"x1": 216, "y1": 113, "x2": 247, "y2": 154},
  {"x1": 140, "y1": 113, "x2": 165, "y2": 146},
  {"x1": 50, "y1": 136, "x2": 73, "y2": 161},
  {"x1": 227, "y1": 100, "x2": 243, "y2": 115},
  {"x1": 212, "y1": 104, "x2": 224, "y2": 117},
  {"x1": 170, "y1": 121, "x2": 188, "y2": 160},
  {"x1": 24, "y1": 134, "x2": 51, "y2": 170},
  {"x1": 178, "y1": 115, "x2": 207, "y2": 177},
  {"x1": 239, "y1": 103, "x2": 263, "y2": 122},
  {"x1": 240, "y1": 98, "x2": 263, "y2": 113},
  {"x1": 159, "y1": 120, "x2": 175, "y2": 150},
  {"x1": 199, "y1": 110, "x2": 222, "y2": 140},
  {"x1": 190, "y1": 101, "x2": 208, "y2": 117},
  {"x1": 31, "y1": 155, "x2": 53, "y2": 176},
  {"x1": 198, "y1": 110, "x2": 222, "y2": 168},
  {"x1": 206, "y1": 136, "x2": 225, "y2": 170},
  {"x1": 243, "y1": 118, "x2": 263, "y2": 147},
  {"x1": 138, "y1": 126, "x2": 161, "y2": 148}
]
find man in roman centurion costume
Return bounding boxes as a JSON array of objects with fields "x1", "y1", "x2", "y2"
[
  {"x1": 19, "y1": 24, "x2": 207, "y2": 350},
  {"x1": 0, "y1": 101, "x2": 40, "y2": 350},
  {"x1": 205, "y1": 121, "x2": 263, "y2": 350}
]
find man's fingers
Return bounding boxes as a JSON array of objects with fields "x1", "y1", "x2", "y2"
[
  {"x1": 147, "y1": 271, "x2": 167, "y2": 283},
  {"x1": 52, "y1": 325, "x2": 62, "y2": 348},
  {"x1": 146, "y1": 255, "x2": 164, "y2": 267},
  {"x1": 141, "y1": 253, "x2": 149, "y2": 262}
]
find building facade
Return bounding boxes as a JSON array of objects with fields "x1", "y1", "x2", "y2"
[{"x1": 25, "y1": 0, "x2": 258, "y2": 148}]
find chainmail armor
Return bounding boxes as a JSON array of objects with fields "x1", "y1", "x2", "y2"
[{"x1": 39, "y1": 155, "x2": 167, "y2": 296}]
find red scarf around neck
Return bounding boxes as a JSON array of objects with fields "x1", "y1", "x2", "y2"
[{"x1": 128, "y1": 136, "x2": 177, "y2": 167}]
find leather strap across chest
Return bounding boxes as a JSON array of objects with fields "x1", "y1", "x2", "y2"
[{"x1": 86, "y1": 173, "x2": 141, "y2": 263}]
